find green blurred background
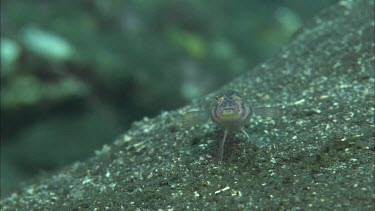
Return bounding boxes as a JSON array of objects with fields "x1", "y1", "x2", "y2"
[{"x1": 0, "y1": 0, "x2": 338, "y2": 196}]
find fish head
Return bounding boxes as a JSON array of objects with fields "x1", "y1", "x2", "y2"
[{"x1": 210, "y1": 90, "x2": 253, "y2": 129}]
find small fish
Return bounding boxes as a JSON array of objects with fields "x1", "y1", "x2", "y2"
[
  {"x1": 184, "y1": 90, "x2": 282, "y2": 162},
  {"x1": 210, "y1": 90, "x2": 252, "y2": 161}
]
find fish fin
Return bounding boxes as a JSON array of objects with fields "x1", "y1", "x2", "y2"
[
  {"x1": 183, "y1": 110, "x2": 209, "y2": 128},
  {"x1": 253, "y1": 106, "x2": 284, "y2": 121},
  {"x1": 240, "y1": 128, "x2": 250, "y2": 139}
]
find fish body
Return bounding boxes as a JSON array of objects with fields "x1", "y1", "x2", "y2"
[
  {"x1": 184, "y1": 90, "x2": 280, "y2": 162},
  {"x1": 209, "y1": 91, "x2": 253, "y2": 161}
]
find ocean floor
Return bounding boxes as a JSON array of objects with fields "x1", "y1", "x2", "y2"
[{"x1": 1, "y1": 0, "x2": 374, "y2": 210}]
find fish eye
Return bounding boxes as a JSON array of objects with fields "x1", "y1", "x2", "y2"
[
  {"x1": 233, "y1": 95, "x2": 242, "y2": 102},
  {"x1": 215, "y1": 96, "x2": 224, "y2": 104}
]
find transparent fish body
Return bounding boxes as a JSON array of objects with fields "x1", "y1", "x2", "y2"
[{"x1": 184, "y1": 90, "x2": 283, "y2": 162}]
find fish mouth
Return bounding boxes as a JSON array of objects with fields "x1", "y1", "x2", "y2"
[{"x1": 221, "y1": 108, "x2": 239, "y2": 117}]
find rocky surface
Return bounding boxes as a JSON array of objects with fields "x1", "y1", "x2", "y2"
[{"x1": 1, "y1": 0, "x2": 374, "y2": 210}]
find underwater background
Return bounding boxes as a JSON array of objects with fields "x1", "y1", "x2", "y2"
[{"x1": 1, "y1": 0, "x2": 340, "y2": 197}]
